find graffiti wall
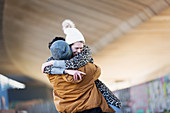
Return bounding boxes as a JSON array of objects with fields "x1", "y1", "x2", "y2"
[{"x1": 114, "y1": 74, "x2": 170, "y2": 113}]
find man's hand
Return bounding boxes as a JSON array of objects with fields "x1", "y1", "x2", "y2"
[
  {"x1": 41, "y1": 60, "x2": 55, "y2": 73},
  {"x1": 64, "y1": 70, "x2": 86, "y2": 81}
]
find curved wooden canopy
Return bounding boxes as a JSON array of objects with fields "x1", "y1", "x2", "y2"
[{"x1": 1, "y1": 0, "x2": 170, "y2": 90}]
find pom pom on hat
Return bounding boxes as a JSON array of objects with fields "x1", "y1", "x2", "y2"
[
  {"x1": 62, "y1": 19, "x2": 75, "y2": 31},
  {"x1": 62, "y1": 19, "x2": 85, "y2": 45}
]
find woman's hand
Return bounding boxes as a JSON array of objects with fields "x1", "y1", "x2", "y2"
[
  {"x1": 64, "y1": 70, "x2": 86, "y2": 81},
  {"x1": 41, "y1": 60, "x2": 55, "y2": 73}
]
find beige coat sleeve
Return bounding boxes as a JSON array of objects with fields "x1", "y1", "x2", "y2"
[
  {"x1": 92, "y1": 65, "x2": 101, "y2": 80},
  {"x1": 62, "y1": 63, "x2": 101, "y2": 83},
  {"x1": 62, "y1": 74, "x2": 85, "y2": 83}
]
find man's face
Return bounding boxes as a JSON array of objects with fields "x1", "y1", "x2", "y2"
[{"x1": 71, "y1": 41, "x2": 84, "y2": 56}]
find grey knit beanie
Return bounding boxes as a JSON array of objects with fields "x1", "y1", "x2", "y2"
[{"x1": 50, "y1": 40, "x2": 72, "y2": 60}]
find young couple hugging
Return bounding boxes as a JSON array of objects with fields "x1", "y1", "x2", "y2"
[{"x1": 42, "y1": 20, "x2": 121, "y2": 113}]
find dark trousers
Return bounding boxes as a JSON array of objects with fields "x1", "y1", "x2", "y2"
[{"x1": 77, "y1": 107, "x2": 103, "y2": 113}]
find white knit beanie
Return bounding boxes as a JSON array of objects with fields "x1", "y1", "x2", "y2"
[{"x1": 62, "y1": 19, "x2": 85, "y2": 45}]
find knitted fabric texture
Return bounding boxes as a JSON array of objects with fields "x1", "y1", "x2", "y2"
[
  {"x1": 44, "y1": 45, "x2": 121, "y2": 108},
  {"x1": 50, "y1": 40, "x2": 72, "y2": 60}
]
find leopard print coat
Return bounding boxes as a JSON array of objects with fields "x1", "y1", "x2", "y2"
[{"x1": 44, "y1": 45, "x2": 121, "y2": 108}]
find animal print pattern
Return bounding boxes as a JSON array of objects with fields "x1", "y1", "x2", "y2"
[
  {"x1": 44, "y1": 45, "x2": 93, "y2": 74},
  {"x1": 44, "y1": 45, "x2": 121, "y2": 108},
  {"x1": 65, "y1": 45, "x2": 93, "y2": 69},
  {"x1": 95, "y1": 79, "x2": 121, "y2": 108}
]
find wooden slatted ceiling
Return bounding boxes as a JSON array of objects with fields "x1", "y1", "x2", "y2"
[
  {"x1": 94, "y1": 7, "x2": 170, "y2": 90},
  {"x1": 1, "y1": 0, "x2": 170, "y2": 87},
  {"x1": 0, "y1": 0, "x2": 23, "y2": 75}
]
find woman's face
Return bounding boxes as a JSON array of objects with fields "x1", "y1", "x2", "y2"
[{"x1": 71, "y1": 41, "x2": 84, "y2": 56}]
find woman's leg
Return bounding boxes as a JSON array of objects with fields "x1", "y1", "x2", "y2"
[{"x1": 109, "y1": 104, "x2": 122, "y2": 113}]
